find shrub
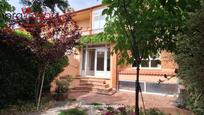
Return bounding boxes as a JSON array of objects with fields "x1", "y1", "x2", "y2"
[
  {"x1": 141, "y1": 109, "x2": 165, "y2": 115},
  {"x1": 58, "y1": 108, "x2": 87, "y2": 115},
  {"x1": 175, "y1": 4, "x2": 204, "y2": 114},
  {"x1": 53, "y1": 76, "x2": 72, "y2": 100},
  {"x1": 0, "y1": 41, "x2": 68, "y2": 109}
]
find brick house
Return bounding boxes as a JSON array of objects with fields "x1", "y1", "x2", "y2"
[{"x1": 57, "y1": 5, "x2": 179, "y2": 96}]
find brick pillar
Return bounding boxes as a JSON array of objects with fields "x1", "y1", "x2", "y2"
[{"x1": 111, "y1": 45, "x2": 117, "y2": 90}]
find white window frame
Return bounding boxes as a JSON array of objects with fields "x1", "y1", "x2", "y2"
[
  {"x1": 92, "y1": 8, "x2": 106, "y2": 34},
  {"x1": 132, "y1": 55, "x2": 161, "y2": 69},
  {"x1": 80, "y1": 44, "x2": 110, "y2": 78},
  {"x1": 118, "y1": 80, "x2": 179, "y2": 96}
]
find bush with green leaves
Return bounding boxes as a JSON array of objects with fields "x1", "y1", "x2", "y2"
[
  {"x1": 175, "y1": 4, "x2": 204, "y2": 115},
  {"x1": 0, "y1": 41, "x2": 68, "y2": 109},
  {"x1": 58, "y1": 108, "x2": 87, "y2": 115}
]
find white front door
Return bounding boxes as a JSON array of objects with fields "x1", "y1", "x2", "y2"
[
  {"x1": 95, "y1": 48, "x2": 108, "y2": 78},
  {"x1": 81, "y1": 45, "x2": 110, "y2": 78}
]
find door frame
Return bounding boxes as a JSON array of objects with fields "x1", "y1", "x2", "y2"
[{"x1": 80, "y1": 45, "x2": 110, "y2": 78}]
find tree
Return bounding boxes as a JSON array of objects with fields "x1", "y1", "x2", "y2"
[
  {"x1": 20, "y1": 0, "x2": 71, "y2": 13},
  {"x1": 102, "y1": 0, "x2": 201, "y2": 114},
  {"x1": 0, "y1": 29, "x2": 68, "y2": 108},
  {"x1": 4, "y1": 0, "x2": 81, "y2": 110},
  {"x1": 175, "y1": 4, "x2": 204, "y2": 114},
  {"x1": 0, "y1": 0, "x2": 13, "y2": 28}
]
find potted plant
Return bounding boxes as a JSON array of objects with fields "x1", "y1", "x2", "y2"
[{"x1": 53, "y1": 76, "x2": 72, "y2": 100}]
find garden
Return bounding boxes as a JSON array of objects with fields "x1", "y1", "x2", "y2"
[{"x1": 0, "y1": 0, "x2": 204, "y2": 115}]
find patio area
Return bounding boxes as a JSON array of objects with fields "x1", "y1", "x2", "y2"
[{"x1": 69, "y1": 91, "x2": 192, "y2": 115}]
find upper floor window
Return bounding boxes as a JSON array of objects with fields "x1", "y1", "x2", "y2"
[{"x1": 92, "y1": 8, "x2": 106, "y2": 34}]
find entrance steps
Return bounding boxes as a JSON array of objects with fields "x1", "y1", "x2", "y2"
[{"x1": 70, "y1": 77, "x2": 116, "y2": 95}]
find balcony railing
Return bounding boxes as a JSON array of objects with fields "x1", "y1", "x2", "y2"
[{"x1": 80, "y1": 28, "x2": 104, "y2": 36}]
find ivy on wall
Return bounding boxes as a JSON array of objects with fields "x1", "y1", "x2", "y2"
[{"x1": 79, "y1": 33, "x2": 113, "y2": 44}]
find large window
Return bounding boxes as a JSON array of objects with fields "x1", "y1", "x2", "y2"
[
  {"x1": 119, "y1": 80, "x2": 178, "y2": 95},
  {"x1": 92, "y1": 8, "x2": 106, "y2": 34}
]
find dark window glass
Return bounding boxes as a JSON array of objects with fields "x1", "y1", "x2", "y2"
[
  {"x1": 151, "y1": 60, "x2": 161, "y2": 67},
  {"x1": 82, "y1": 49, "x2": 86, "y2": 70},
  {"x1": 107, "y1": 49, "x2": 110, "y2": 71},
  {"x1": 119, "y1": 81, "x2": 144, "y2": 91},
  {"x1": 146, "y1": 82, "x2": 178, "y2": 95},
  {"x1": 141, "y1": 60, "x2": 149, "y2": 67},
  {"x1": 97, "y1": 51, "x2": 104, "y2": 71}
]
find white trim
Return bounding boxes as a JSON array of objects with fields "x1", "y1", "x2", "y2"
[
  {"x1": 132, "y1": 55, "x2": 161, "y2": 69},
  {"x1": 79, "y1": 49, "x2": 83, "y2": 75},
  {"x1": 84, "y1": 46, "x2": 88, "y2": 76},
  {"x1": 81, "y1": 44, "x2": 110, "y2": 79},
  {"x1": 118, "y1": 80, "x2": 179, "y2": 96}
]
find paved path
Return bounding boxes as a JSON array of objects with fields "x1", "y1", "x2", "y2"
[{"x1": 32, "y1": 91, "x2": 192, "y2": 115}]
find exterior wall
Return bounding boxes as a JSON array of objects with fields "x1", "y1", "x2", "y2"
[
  {"x1": 117, "y1": 50, "x2": 178, "y2": 84},
  {"x1": 119, "y1": 75, "x2": 177, "y2": 84},
  {"x1": 53, "y1": 5, "x2": 178, "y2": 93},
  {"x1": 77, "y1": 19, "x2": 91, "y2": 35},
  {"x1": 160, "y1": 50, "x2": 177, "y2": 69},
  {"x1": 53, "y1": 48, "x2": 81, "y2": 88},
  {"x1": 110, "y1": 44, "x2": 117, "y2": 89}
]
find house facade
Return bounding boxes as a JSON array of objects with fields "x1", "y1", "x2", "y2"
[{"x1": 58, "y1": 5, "x2": 179, "y2": 96}]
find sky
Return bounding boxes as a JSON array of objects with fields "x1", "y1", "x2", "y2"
[{"x1": 8, "y1": 0, "x2": 101, "y2": 13}]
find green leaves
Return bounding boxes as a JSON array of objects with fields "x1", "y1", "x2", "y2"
[
  {"x1": 0, "y1": 0, "x2": 12, "y2": 28},
  {"x1": 102, "y1": 0, "x2": 202, "y2": 64},
  {"x1": 175, "y1": 4, "x2": 204, "y2": 114},
  {"x1": 20, "y1": 0, "x2": 70, "y2": 13}
]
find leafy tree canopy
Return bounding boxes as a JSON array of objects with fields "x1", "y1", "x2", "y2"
[
  {"x1": 20, "y1": 0, "x2": 71, "y2": 13},
  {"x1": 175, "y1": 4, "x2": 204, "y2": 114},
  {"x1": 0, "y1": 0, "x2": 13, "y2": 28},
  {"x1": 102, "y1": 0, "x2": 201, "y2": 64}
]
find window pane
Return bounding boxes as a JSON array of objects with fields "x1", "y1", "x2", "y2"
[
  {"x1": 146, "y1": 82, "x2": 178, "y2": 95},
  {"x1": 141, "y1": 60, "x2": 149, "y2": 67},
  {"x1": 151, "y1": 60, "x2": 161, "y2": 67},
  {"x1": 82, "y1": 49, "x2": 86, "y2": 70},
  {"x1": 119, "y1": 81, "x2": 144, "y2": 91},
  {"x1": 86, "y1": 49, "x2": 95, "y2": 76},
  {"x1": 97, "y1": 51, "x2": 104, "y2": 71},
  {"x1": 107, "y1": 49, "x2": 110, "y2": 71},
  {"x1": 88, "y1": 49, "x2": 95, "y2": 70}
]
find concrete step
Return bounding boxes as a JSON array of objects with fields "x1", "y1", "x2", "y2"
[
  {"x1": 72, "y1": 86, "x2": 111, "y2": 91},
  {"x1": 79, "y1": 83, "x2": 109, "y2": 88},
  {"x1": 80, "y1": 79, "x2": 107, "y2": 84},
  {"x1": 96, "y1": 90, "x2": 117, "y2": 96},
  {"x1": 70, "y1": 89, "x2": 90, "y2": 93}
]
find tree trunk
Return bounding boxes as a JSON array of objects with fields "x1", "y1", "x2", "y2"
[
  {"x1": 135, "y1": 64, "x2": 140, "y2": 115},
  {"x1": 35, "y1": 70, "x2": 42, "y2": 105},
  {"x1": 37, "y1": 68, "x2": 46, "y2": 111}
]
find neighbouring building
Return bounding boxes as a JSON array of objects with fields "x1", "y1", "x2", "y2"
[{"x1": 57, "y1": 5, "x2": 179, "y2": 96}]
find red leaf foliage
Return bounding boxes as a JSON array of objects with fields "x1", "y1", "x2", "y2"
[{"x1": 1, "y1": 12, "x2": 81, "y2": 64}]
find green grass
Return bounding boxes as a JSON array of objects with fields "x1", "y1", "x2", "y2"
[{"x1": 58, "y1": 108, "x2": 87, "y2": 115}]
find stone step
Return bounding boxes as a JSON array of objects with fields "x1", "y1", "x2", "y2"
[
  {"x1": 70, "y1": 89, "x2": 90, "y2": 93},
  {"x1": 80, "y1": 80, "x2": 107, "y2": 84},
  {"x1": 72, "y1": 86, "x2": 111, "y2": 91},
  {"x1": 80, "y1": 79, "x2": 107, "y2": 84},
  {"x1": 96, "y1": 90, "x2": 117, "y2": 96},
  {"x1": 70, "y1": 87, "x2": 114, "y2": 95},
  {"x1": 79, "y1": 83, "x2": 109, "y2": 88}
]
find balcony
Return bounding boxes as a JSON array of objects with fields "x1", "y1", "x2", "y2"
[{"x1": 80, "y1": 28, "x2": 104, "y2": 36}]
